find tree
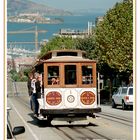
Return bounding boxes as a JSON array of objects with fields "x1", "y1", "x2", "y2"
[
  {"x1": 39, "y1": 36, "x2": 75, "y2": 57},
  {"x1": 9, "y1": 68, "x2": 29, "y2": 82},
  {"x1": 95, "y1": 1, "x2": 133, "y2": 72},
  {"x1": 94, "y1": 0, "x2": 133, "y2": 100},
  {"x1": 75, "y1": 36, "x2": 96, "y2": 59}
]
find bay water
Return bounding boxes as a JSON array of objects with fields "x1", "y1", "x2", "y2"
[{"x1": 7, "y1": 14, "x2": 104, "y2": 50}]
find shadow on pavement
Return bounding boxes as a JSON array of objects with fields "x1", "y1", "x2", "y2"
[{"x1": 27, "y1": 113, "x2": 98, "y2": 128}]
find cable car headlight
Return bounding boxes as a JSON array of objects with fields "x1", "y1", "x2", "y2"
[{"x1": 67, "y1": 95, "x2": 75, "y2": 103}]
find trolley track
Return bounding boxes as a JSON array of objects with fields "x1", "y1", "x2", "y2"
[
  {"x1": 9, "y1": 95, "x2": 113, "y2": 140},
  {"x1": 99, "y1": 112, "x2": 133, "y2": 122},
  {"x1": 70, "y1": 126, "x2": 112, "y2": 140},
  {"x1": 8, "y1": 95, "x2": 133, "y2": 140},
  {"x1": 16, "y1": 94, "x2": 133, "y2": 127},
  {"x1": 95, "y1": 112, "x2": 133, "y2": 127},
  {"x1": 52, "y1": 125, "x2": 112, "y2": 140},
  {"x1": 7, "y1": 77, "x2": 133, "y2": 140}
]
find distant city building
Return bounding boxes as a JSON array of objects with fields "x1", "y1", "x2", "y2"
[
  {"x1": 7, "y1": 57, "x2": 35, "y2": 72},
  {"x1": 15, "y1": 57, "x2": 35, "y2": 72},
  {"x1": 7, "y1": 57, "x2": 14, "y2": 72},
  {"x1": 95, "y1": 16, "x2": 104, "y2": 26},
  {"x1": 40, "y1": 39, "x2": 49, "y2": 47},
  {"x1": 19, "y1": 12, "x2": 40, "y2": 17},
  {"x1": 54, "y1": 28, "x2": 89, "y2": 38},
  {"x1": 8, "y1": 13, "x2": 63, "y2": 24},
  {"x1": 54, "y1": 21, "x2": 95, "y2": 38}
]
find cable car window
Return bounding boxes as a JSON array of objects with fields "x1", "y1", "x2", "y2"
[
  {"x1": 48, "y1": 66, "x2": 59, "y2": 85},
  {"x1": 82, "y1": 65, "x2": 93, "y2": 84},
  {"x1": 57, "y1": 52, "x2": 77, "y2": 56},
  {"x1": 65, "y1": 65, "x2": 77, "y2": 85}
]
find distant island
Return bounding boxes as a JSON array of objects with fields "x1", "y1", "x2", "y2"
[{"x1": 7, "y1": 13, "x2": 64, "y2": 24}]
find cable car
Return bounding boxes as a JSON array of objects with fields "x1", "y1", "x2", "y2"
[{"x1": 31, "y1": 49, "x2": 101, "y2": 124}]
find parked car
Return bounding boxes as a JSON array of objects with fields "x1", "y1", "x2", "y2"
[
  {"x1": 112, "y1": 86, "x2": 133, "y2": 110},
  {"x1": 7, "y1": 107, "x2": 25, "y2": 140}
]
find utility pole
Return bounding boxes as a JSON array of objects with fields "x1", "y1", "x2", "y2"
[
  {"x1": 98, "y1": 72, "x2": 101, "y2": 107},
  {"x1": 35, "y1": 26, "x2": 38, "y2": 51},
  {"x1": 9, "y1": 42, "x2": 15, "y2": 71}
]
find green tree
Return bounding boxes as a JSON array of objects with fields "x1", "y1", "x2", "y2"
[
  {"x1": 23, "y1": 68, "x2": 31, "y2": 77},
  {"x1": 9, "y1": 69, "x2": 20, "y2": 81},
  {"x1": 94, "y1": 0, "x2": 133, "y2": 100},
  {"x1": 9, "y1": 68, "x2": 29, "y2": 82},
  {"x1": 95, "y1": 0, "x2": 133, "y2": 72},
  {"x1": 75, "y1": 36, "x2": 96, "y2": 59},
  {"x1": 40, "y1": 36, "x2": 75, "y2": 57}
]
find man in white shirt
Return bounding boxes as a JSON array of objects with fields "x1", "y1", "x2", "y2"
[{"x1": 31, "y1": 73, "x2": 39, "y2": 117}]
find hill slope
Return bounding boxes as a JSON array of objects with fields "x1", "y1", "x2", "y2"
[{"x1": 7, "y1": 0, "x2": 72, "y2": 16}]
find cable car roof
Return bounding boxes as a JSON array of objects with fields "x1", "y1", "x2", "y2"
[{"x1": 32, "y1": 49, "x2": 96, "y2": 68}]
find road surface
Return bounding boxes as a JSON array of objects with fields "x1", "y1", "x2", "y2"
[{"x1": 7, "y1": 81, "x2": 133, "y2": 140}]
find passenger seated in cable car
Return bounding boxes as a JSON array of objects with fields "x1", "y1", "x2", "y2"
[{"x1": 51, "y1": 77, "x2": 59, "y2": 85}]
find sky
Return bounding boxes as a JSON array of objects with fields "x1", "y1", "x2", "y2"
[{"x1": 31, "y1": 0, "x2": 123, "y2": 12}]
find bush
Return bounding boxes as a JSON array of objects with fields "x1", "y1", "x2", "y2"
[{"x1": 100, "y1": 86, "x2": 118, "y2": 103}]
